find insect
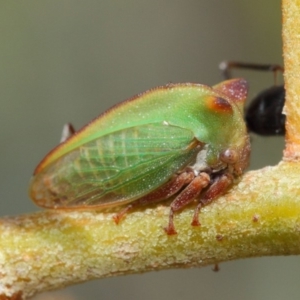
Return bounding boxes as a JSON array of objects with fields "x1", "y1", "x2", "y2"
[
  {"x1": 219, "y1": 61, "x2": 285, "y2": 136},
  {"x1": 29, "y1": 79, "x2": 250, "y2": 235}
]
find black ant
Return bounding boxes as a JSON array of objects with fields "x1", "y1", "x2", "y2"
[{"x1": 219, "y1": 61, "x2": 285, "y2": 136}]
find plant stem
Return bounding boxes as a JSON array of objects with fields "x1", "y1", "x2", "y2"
[{"x1": 1, "y1": 1, "x2": 300, "y2": 299}]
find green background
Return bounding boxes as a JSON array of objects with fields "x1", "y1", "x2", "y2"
[{"x1": 0, "y1": 1, "x2": 292, "y2": 299}]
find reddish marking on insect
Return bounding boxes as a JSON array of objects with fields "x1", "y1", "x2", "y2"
[
  {"x1": 205, "y1": 96, "x2": 233, "y2": 114},
  {"x1": 214, "y1": 77, "x2": 248, "y2": 103}
]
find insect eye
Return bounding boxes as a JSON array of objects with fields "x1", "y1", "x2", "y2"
[{"x1": 220, "y1": 149, "x2": 238, "y2": 164}]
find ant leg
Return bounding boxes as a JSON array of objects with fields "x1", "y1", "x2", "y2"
[
  {"x1": 191, "y1": 173, "x2": 233, "y2": 226},
  {"x1": 113, "y1": 171, "x2": 195, "y2": 224},
  {"x1": 219, "y1": 61, "x2": 284, "y2": 84},
  {"x1": 60, "y1": 123, "x2": 76, "y2": 143},
  {"x1": 164, "y1": 173, "x2": 210, "y2": 235}
]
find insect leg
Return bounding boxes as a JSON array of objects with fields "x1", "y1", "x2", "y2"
[
  {"x1": 113, "y1": 171, "x2": 195, "y2": 224},
  {"x1": 164, "y1": 173, "x2": 210, "y2": 235},
  {"x1": 219, "y1": 61, "x2": 284, "y2": 82},
  {"x1": 60, "y1": 123, "x2": 76, "y2": 143},
  {"x1": 191, "y1": 173, "x2": 233, "y2": 226}
]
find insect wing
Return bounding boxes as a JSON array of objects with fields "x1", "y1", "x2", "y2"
[{"x1": 30, "y1": 123, "x2": 200, "y2": 209}]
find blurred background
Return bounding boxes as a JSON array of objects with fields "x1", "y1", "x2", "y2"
[{"x1": 1, "y1": 0, "x2": 296, "y2": 299}]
